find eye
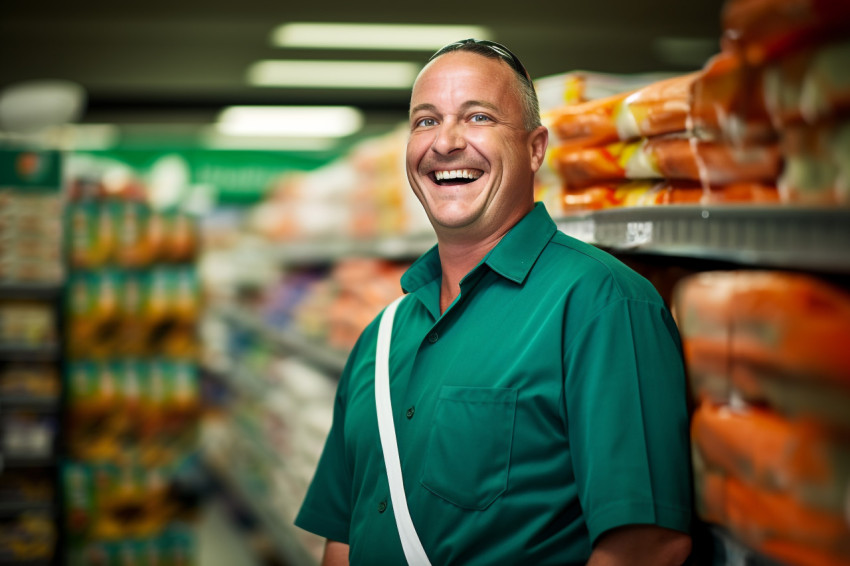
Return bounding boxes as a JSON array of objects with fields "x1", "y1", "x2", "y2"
[
  {"x1": 470, "y1": 114, "x2": 492, "y2": 123},
  {"x1": 414, "y1": 117, "x2": 437, "y2": 128}
]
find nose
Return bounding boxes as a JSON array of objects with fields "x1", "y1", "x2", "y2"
[{"x1": 431, "y1": 118, "x2": 466, "y2": 155}]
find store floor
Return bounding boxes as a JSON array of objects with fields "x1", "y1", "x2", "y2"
[{"x1": 197, "y1": 498, "x2": 265, "y2": 566}]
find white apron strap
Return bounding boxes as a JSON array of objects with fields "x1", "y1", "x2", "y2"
[{"x1": 375, "y1": 295, "x2": 432, "y2": 566}]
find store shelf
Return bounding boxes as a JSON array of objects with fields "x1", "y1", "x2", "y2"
[
  {"x1": 273, "y1": 231, "x2": 436, "y2": 264},
  {"x1": 0, "y1": 283, "x2": 63, "y2": 300},
  {"x1": 0, "y1": 454, "x2": 55, "y2": 469},
  {"x1": 0, "y1": 500, "x2": 55, "y2": 517},
  {"x1": 556, "y1": 206, "x2": 850, "y2": 272},
  {"x1": 0, "y1": 346, "x2": 60, "y2": 363},
  {"x1": 216, "y1": 306, "x2": 348, "y2": 375},
  {"x1": 0, "y1": 396, "x2": 59, "y2": 411}
]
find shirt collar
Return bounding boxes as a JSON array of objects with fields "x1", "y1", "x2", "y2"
[{"x1": 401, "y1": 202, "x2": 557, "y2": 293}]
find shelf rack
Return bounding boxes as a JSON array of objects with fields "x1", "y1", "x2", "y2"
[{"x1": 556, "y1": 205, "x2": 850, "y2": 272}]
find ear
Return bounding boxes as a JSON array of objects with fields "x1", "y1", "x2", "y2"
[{"x1": 528, "y1": 125, "x2": 549, "y2": 173}]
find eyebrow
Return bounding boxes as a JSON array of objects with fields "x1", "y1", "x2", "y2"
[{"x1": 409, "y1": 100, "x2": 502, "y2": 118}]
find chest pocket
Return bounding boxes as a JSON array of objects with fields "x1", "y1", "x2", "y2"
[{"x1": 420, "y1": 386, "x2": 517, "y2": 510}]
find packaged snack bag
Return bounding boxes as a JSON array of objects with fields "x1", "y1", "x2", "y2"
[
  {"x1": 692, "y1": 402, "x2": 850, "y2": 511},
  {"x1": 113, "y1": 202, "x2": 155, "y2": 268},
  {"x1": 674, "y1": 271, "x2": 850, "y2": 426},
  {"x1": 551, "y1": 136, "x2": 781, "y2": 189},
  {"x1": 695, "y1": 466, "x2": 850, "y2": 566},
  {"x1": 547, "y1": 72, "x2": 701, "y2": 149}
]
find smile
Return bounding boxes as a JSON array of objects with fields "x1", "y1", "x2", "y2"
[{"x1": 431, "y1": 169, "x2": 484, "y2": 185}]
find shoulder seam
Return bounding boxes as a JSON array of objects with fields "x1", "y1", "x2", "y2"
[{"x1": 548, "y1": 233, "x2": 627, "y2": 299}]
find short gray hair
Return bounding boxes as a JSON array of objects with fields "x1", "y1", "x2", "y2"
[{"x1": 426, "y1": 39, "x2": 542, "y2": 131}]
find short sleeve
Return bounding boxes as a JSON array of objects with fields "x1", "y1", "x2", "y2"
[
  {"x1": 564, "y1": 297, "x2": 693, "y2": 546},
  {"x1": 294, "y1": 350, "x2": 357, "y2": 543}
]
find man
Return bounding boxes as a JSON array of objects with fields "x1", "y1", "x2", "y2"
[{"x1": 295, "y1": 39, "x2": 693, "y2": 565}]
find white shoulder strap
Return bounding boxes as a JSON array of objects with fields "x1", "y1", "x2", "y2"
[{"x1": 375, "y1": 295, "x2": 432, "y2": 566}]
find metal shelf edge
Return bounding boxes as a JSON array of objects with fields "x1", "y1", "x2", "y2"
[{"x1": 556, "y1": 205, "x2": 850, "y2": 272}]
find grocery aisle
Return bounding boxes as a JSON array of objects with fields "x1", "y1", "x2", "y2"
[{"x1": 1, "y1": 1, "x2": 849, "y2": 565}]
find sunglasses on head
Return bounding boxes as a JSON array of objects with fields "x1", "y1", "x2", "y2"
[{"x1": 429, "y1": 38, "x2": 532, "y2": 84}]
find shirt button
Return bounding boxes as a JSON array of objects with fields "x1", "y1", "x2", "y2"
[
  {"x1": 378, "y1": 500, "x2": 388, "y2": 513},
  {"x1": 406, "y1": 406, "x2": 415, "y2": 419},
  {"x1": 427, "y1": 331, "x2": 439, "y2": 344}
]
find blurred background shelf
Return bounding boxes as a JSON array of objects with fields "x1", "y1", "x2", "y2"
[
  {"x1": 0, "y1": 500, "x2": 55, "y2": 516},
  {"x1": 214, "y1": 306, "x2": 348, "y2": 376},
  {"x1": 0, "y1": 346, "x2": 60, "y2": 363},
  {"x1": 274, "y1": 232, "x2": 437, "y2": 264},
  {"x1": 0, "y1": 284, "x2": 63, "y2": 300},
  {"x1": 0, "y1": 396, "x2": 59, "y2": 411}
]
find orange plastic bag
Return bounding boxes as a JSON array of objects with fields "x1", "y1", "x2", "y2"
[
  {"x1": 690, "y1": 51, "x2": 775, "y2": 144},
  {"x1": 550, "y1": 136, "x2": 781, "y2": 189},
  {"x1": 696, "y1": 468, "x2": 850, "y2": 566},
  {"x1": 674, "y1": 271, "x2": 850, "y2": 425},
  {"x1": 721, "y1": 0, "x2": 850, "y2": 65},
  {"x1": 692, "y1": 402, "x2": 849, "y2": 511},
  {"x1": 546, "y1": 73, "x2": 700, "y2": 149},
  {"x1": 559, "y1": 180, "x2": 776, "y2": 213}
]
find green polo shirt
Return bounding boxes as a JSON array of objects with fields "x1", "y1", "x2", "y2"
[{"x1": 295, "y1": 203, "x2": 692, "y2": 565}]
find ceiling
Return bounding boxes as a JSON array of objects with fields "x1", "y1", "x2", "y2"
[{"x1": 0, "y1": 0, "x2": 726, "y2": 147}]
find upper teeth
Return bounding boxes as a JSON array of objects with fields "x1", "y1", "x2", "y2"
[{"x1": 435, "y1": 169, "x2": 481, "y2": 181}]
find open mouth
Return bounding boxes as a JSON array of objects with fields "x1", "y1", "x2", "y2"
[{"x1": 430, "y1": 169, "x2": 484, "y2": 186}]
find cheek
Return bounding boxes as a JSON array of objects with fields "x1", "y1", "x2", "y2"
[{"x1": 406, "y1": 136, "x2": 430, "y2": 170}]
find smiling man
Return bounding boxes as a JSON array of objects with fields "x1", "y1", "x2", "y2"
[{"x1": 295, "y1": 39, "x2": 693, "y2": 565}]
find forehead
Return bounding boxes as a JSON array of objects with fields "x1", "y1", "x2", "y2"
[{"x1": 410, "y1": 51, "x2": 520, "y2": 111}]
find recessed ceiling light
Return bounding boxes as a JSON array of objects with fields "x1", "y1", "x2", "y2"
[
  {"x1": 247, "y1": 60, "x2": 420, "y2": 89},
  {"x1": 216, "y1": 106, "x2": 364, "y2": 137},
  {"x1": 271, "y1": 23, "x2": 491, "y2": 51}
]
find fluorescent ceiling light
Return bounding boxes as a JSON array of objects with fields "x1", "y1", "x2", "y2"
[
  {"x1": 216, "y1": 106, "x2": 364, "y2": 137},
  {"x1": 202, "y1": 131, "x2": 339, "y2": 151},
  {"x1": 271, "y1": 23, "x2": 491, "y2": 51},
  {"x1": 247, "y1": 60, "x2": 420, "y2": 89}
]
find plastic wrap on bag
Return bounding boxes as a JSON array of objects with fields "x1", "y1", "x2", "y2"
[
  {"x1": 695, "y1": 466, "x2": 850, "y2": 566},
  {"x1": 690, "y1": 51, "x2": 776, "y2": 144},
  {"x1": 721, "y1": 0, "x2": 850, "y2": 66},
  {"x1": 692, "y1": 402, "x2": 850, "y2": 512},
  {"x1": 779, "y1": 119, "x2": 850, "y2": 204},
  {"x1": 764, "y1": 38, "x2": 850, "y2": 127},
  {"x1": 545, "y1": 73, "x2": 700, "y2": 149},
  {"x1": 550, "y1": 136, "x2": 781, "y2": 189}
]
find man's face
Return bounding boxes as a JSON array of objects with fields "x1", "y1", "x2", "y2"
[{"x1": 406, "y1": 51, "x2": 547, "y2": 241}]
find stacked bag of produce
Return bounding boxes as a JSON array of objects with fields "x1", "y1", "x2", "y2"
[
  {"x1": 721, "y1": 0, "x2": 850, "y2": 204},
  {"x1": 673, "y1": 270, "x2": 850, "y2": 565},
  {"x1": 537, "y1": 0, "x2": 850, "y2": 213}
]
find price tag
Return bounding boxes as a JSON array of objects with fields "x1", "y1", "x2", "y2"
[{"x1": 625, "y1": 221, "x2": 653, "y2": 246}]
